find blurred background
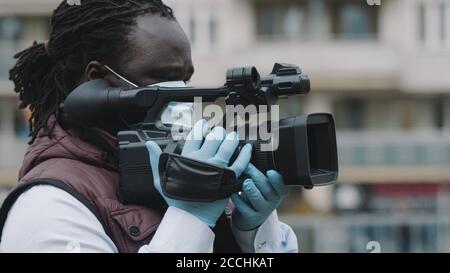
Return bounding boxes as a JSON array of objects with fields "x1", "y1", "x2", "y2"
[{"x1": 1, "y1": 0, "x2": 450, "y2": 252}]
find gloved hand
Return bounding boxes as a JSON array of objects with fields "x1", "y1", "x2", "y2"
[
  {"x1": 146, "y1": 119, "x2": 252, "y2": 227},
  {"x1": 231, "y1": 164, "x2": 288, "y2": 231}
]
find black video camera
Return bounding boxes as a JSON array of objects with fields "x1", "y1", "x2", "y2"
[{"x1": 64, "y1": 63, "x2": 339, "y2": 208}]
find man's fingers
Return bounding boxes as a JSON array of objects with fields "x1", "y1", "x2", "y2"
[
  {"x1": 199, "y1": 126, "x2": 227, "y2": 157},
  {"x1": 214, "y1": 131, "x2": 239, "y2": 164},
  {"x1": 266, "y1": 170, "x2": 288, "y2": 196},
  {"x1": 229, "y1": 144, "x2": 252, "y2": 177},
  {"x1": 182, "y1": 119, "x2": 208, "y2": 155},
  {"x1": 231, "y1": 193, "x2": 254, "y2": 216},
  {"x1": 245, "y1": 164, "x2": 276, "y2": 200},
  {"x1": 242, "y1": 179, "x2": 266, "y2": 211},
  {"x1": 145, "y1": 141, "x2": 162, "y2": 165}
]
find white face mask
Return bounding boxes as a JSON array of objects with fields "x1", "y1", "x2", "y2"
[
  {"x1": 103, "y1": 64, "x2": 194, "y2": 127},
  {"x1": 150, "y1": 81, "x2": 194, "y2": 128}
]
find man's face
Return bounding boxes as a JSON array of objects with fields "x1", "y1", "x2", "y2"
[
  {"x1": 80, "y1": 15, "x2": 194, "y2": 130},
  {"x1": 105, "y1": 15, "x2": 194, "y2": 87}
]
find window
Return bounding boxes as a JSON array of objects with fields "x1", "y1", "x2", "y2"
[
  {"x1": 432, "y1": 98, "x2": 444, "y2": 130},
  {"x1": 418, "y1": 4, "x2": 426, "y2": 42},
  {"x1": 418, "y1": 1, "x2": 449, "y2": 48},
  {"x1": 256, "y1": 1, "x2": 307, "y2": 41},
  {"x1": 0, "y1": 17, "x2": 22, "y2": 79},
  {"x1": 443, "y1": 98, "x2": 450, "y2": 129},
  {"x1": 0, "y1": 17, "x2": 21, "y2": 41},
  {"x1": 335, "y1": 98, "x2": 365, "y2": 130},
  {"x1": 345, "y1": 99, "x2": 364, "y2": 129},
  {"x1": 189, "y1": 13, "x2": 196, "y2": 44},
  {"x1": 440, "y1": 3, "x2": 446, "y2": 42},
  {"x1": 14, "y1": 108, "x2": 30, "y2": 140},
  {"x1": 209, "y1": 14, "x2": 217, "y2": 46},
  {"x1": 332, "y1": 1, "x2": 378, "y2": 40}
]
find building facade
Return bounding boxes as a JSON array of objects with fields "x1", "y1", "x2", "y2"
[{"x1": 1, "y1": 0, "x2": 450, "y2": 252}]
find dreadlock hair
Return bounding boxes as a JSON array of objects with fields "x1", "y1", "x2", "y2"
[{"x1": 9, "y1": 0, "x2": 175, "y2": 145}]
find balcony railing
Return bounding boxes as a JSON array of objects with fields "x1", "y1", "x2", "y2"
[
  {"x1": 281, "y1": 210, "x2": 450, "y2": 253},
  {"x1": 338, "y1": 131, "x2": 450, "y2": 166}
]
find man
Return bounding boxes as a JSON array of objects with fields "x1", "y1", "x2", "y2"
[{"x1": 0, "y1": 0, "x2": 297, "y2": 253}]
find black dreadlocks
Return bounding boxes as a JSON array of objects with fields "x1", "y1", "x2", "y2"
[{"x1": 9, "y1": 0, "x2": 175, "y2": 144}]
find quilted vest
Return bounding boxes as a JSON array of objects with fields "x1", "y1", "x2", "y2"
[{"x1": 0, "y1": 118, "x2": 241, "y2": 252}]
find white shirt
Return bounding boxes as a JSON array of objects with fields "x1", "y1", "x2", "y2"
[{"x1": 0, "y1": 185, "x2": 298, "y2": 253}]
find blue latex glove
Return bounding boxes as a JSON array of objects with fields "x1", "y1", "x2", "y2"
[
  {"x1": 146, "y1": 119, "x2": 252, "y2": 227},
  {"x1": 231, "y1": 163, "x2": 288, "y2": 231}
]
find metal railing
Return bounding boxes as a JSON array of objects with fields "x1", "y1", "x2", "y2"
[
  {"x1": 281, "y1": 212, "x2": 450, "y2": 253},
  {"x1": 338, "y1": 131, "x2": 450, "y2": 166}
]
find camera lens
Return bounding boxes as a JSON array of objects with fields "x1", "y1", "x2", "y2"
[{"x1": 231, "y1": 114, "x2": 338, "y2": 188}]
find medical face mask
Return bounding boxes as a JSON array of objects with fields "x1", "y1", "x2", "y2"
[{"x1": 104, "y1": 65, "x2": 194, "y2": 128}]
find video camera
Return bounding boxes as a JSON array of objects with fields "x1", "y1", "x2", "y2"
[{"x1": 64, "y1": 63, "x2": 339, "y2": 208}]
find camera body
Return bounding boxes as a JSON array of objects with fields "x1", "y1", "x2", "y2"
[{"x1": 64, "y1": 63, "x2": 339, "y2": 208}]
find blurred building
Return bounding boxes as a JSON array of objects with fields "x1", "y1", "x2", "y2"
[{"x1": 1, "y1": 0, "x2": 450, "y2": 252}]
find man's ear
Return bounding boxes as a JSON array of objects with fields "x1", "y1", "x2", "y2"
[{"x1": 84, "y1": 61, "x2": 108, "y2": 81}]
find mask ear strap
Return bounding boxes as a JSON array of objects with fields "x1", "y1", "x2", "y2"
[{"x1": 103, "y1": 65, "x2": 139, "y2": 87}]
